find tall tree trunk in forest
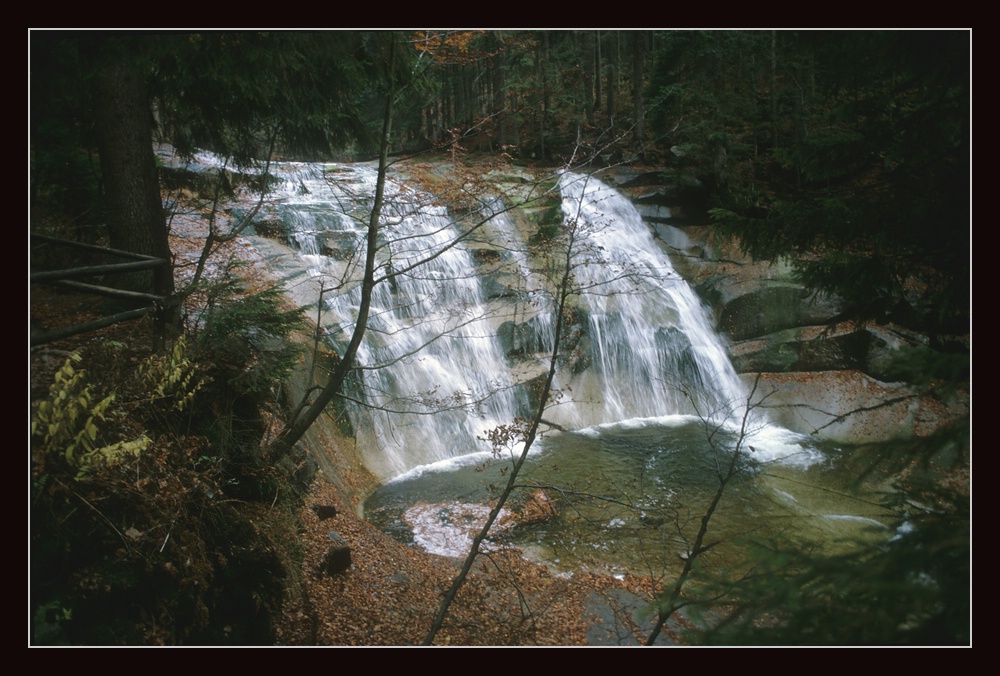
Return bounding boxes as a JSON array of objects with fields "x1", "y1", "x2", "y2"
[
  {"x1": 493, "y1": 38, "x2": 507, "y2": 147},
  {"x1": 446, "y1": 65, "x2": 457, "y2": 131},
  {"x1": 463, "y1": 63, "x2": 473, "y2": 126},
  {"x1": 84, "y1": 38, "x2": 176, "y2": 348},
  {"x1": 533, "y1": 33, "x2": 550, "y2": 161},
  {"x1": 595, "y1": 30, "x2": 603, "y2": 117},
  {"x1": 770, "y1": 30, "x2": 778, "y2": 148},
  {"x1": 582, "y1": 31, "x2": 595, "y2": 125},
  {"x1": 87, "y1": 45, "x2": 172, "y2": 299},
  {"x1": 632, "y1": 32, "x2": 646, "y2": 156},
  {"x1": 451, "y1": 65, "x2": 461, "y2": 128},
  {"x1": 607, "y1": 31, "x2": 618, "y2": 119},
  {"x1": 541, "y1": 33, "x2": 551, "y2": 161}
]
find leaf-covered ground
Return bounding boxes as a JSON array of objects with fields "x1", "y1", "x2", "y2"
[{"x1": 280, "y1": 477, "x2": 681, "y2": 646}]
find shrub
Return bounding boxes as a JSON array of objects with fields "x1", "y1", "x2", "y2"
[
  {"x1": 190, "y1": 264, "x2": 306, "y2": 399},
  {"x1": 31, "y1": 353, "x2": 151, "y2": 480}
]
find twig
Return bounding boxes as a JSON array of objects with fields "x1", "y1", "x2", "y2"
[
  {"x1": 56, "y1": 478, "x2": 131, "y2": 555},
  {"x1": 644, "y1": 376, "x2": 763, "y2": 645}
]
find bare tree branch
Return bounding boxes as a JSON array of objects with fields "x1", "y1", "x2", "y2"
[{"x1": 644, "y1": 375, "x2": 764, "y2": 645}]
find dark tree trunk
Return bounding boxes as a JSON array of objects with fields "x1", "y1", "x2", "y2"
[
  {"x1": 607, "y1": 31, "x2": 618, "y2": 118},
  {"x1": 493, "y1": 40, "x2": 508, "y2": 147},
  {"x1": 594, "y1": 30, "x2": 603, "y2": 117},
  {"x1": 540, "y1": 32, "x2": 551, "y2": 160},
  {"x1": 582, "y1": 31, "x2": 595, "y2": 125},
  {"x1": 770, "y1": 30, "x2": 778, "y2": 148},
  {"x1": 532, "y1": 41, "x2": 542, "y2": 159},
  {"x1": 632, "y1": 32, "x2": 646, "y2": 156},
  {"x1": 87, "y1": 43, "x2": 172, "y2": 300}
]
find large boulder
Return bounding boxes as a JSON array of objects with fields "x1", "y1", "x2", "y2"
[
  {"x1": 749, "y1": 370, "x2": 969, "y2": 444},
  {"x1": 731, "y1": 324, "x2": 872, "y2": 374},
  {"x1": 729, "y1": 321, "x2": 960, "y2": 385},
  {"x1": 716, "y1": 285, "x2": 841, "y2": 340}
]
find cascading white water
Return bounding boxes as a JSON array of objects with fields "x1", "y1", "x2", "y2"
[
  {"x1": 550, "y1": 172, "x2": 760, "y2": 429},
  {"x1": 259, "y1": 163, "x2": 525, "y2": 480},
  {"x1": 183, "y1": 153, "x2": 812, "y2": 480}
]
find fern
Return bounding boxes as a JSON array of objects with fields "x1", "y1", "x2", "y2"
[
  {"x1": 75, "y1": 436, "x2": 151, "y2": 479},
  {"x1": 31, "y1": 353, "x2": 150, "y2": 478},
  {"x1": 137, "y1": 336, "x2": 207, "y2": 412}
]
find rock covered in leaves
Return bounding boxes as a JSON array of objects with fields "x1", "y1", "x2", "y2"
[{"x1": 321, "y1": 531, "x2": 352, "y2": 576}]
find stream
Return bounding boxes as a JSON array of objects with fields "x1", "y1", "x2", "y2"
[
  {"x1": 167, "y1": 151, "x2": 904, "y2": 578},
  {"x1": 364, "y1": 415, "x2": 897, "y2": 577}
]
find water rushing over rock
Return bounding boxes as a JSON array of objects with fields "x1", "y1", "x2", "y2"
[
  {"x1": 262, "y1": 162, "x2": 524, "y2": 479},
  {"x1": 187, "y1": 156, "x2": 801, "y2": 479},
  {"x1": 549, "y1": 172, "x2": 760, "y2": 430}
]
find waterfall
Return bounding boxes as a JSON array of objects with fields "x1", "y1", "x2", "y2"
[
  {"x1": 182, "y1": 154, "x2": 801, "y2": 481},
  {"x1": 549, "y1": 172, "x2": 758, "y2": 429},
  {"x1": 233, "y1": 162, "x2": 525, "y2": 479}
]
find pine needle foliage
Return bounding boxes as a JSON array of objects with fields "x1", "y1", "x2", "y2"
[
  {"x1": 649, "y1": 31, "x2": 969, "y2": 332},
  {"x1": 694, "y1": 481, "x2": 969, "y2": 646},
  {"x1": 191, "y1": 265, "x2": 306, "y2": 399}
]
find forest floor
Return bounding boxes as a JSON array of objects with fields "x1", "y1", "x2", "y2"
[{"x1": 279, "y1": 476, "x2": 685, "y2": 646}]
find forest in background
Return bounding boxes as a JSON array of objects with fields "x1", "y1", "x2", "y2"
[{"x1": 32, "y1": 30, "x2": 970, "y2": 332}]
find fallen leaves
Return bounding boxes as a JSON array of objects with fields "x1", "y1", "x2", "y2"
[{"x1": 278, "y1": 477, "x2": 673, "y2": 646}]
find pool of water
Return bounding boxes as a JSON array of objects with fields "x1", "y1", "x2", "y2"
[{"x1": 364, "y1": 416, "x2": 899, "y2": 578}]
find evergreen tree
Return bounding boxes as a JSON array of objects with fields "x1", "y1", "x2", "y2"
[
  {"x1": 80, "y1": 35, "x2": 173, "y2": 298},
  {"x1": 648, "y1": 31, "x2": 970, "y2": 332},
  {"x1": 151, "y1": 32, "x2": 391, "y2": 164}
]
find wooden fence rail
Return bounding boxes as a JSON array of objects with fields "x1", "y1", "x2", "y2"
[{"x1": 30, "y1": 233, "x2": 171, "y2": 347}]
